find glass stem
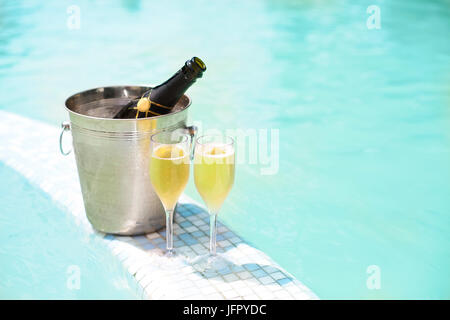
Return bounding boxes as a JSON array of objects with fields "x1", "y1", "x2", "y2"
[
  {"x1": 165, "y1": 209, "x2": 174, "y2": 255},
  {"x1": 209, "y1": 212, "x2": 218, "y2": 256}
]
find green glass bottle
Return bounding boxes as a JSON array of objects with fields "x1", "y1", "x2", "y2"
[{"x1": 114, "y1": 57, "x2": 206, "y2": 119}]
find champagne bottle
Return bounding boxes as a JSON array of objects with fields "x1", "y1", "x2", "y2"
[{"x1": 113, "y1": 57, "x2": 206, "y2": 119}]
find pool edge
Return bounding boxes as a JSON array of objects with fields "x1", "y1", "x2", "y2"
[{"x1": 0, "y1": 110, "x2": 318, "y2": 300}]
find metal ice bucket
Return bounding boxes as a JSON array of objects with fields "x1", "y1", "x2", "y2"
[{"x1": 61, "y1": 85, "x2": 195, "y2": 235}]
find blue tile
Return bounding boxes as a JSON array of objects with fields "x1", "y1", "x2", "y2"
[
  {"x1": 245, "y1": 263, "x2": 260, "y2": 272},
  {"x1": 263, "y1": 266, "x2": 279, "y2": 274},
  {"x1": 160, "y1": 230, "x2": 166, "y2": 237},
  {"x1": 157, "y1": 242, "x2": 166, "y2": 249},
  {"x1": 277, "y1": 278, "x2": 292, "y2": 286},
  {"x1": 223, "y1": 231, "x2": 236, "y2": 239},
  {"x1": 180, "y1": 221, "x2": 193, "y2": 228},
  {"x1": 134, "y1": 235, "x2": 148, "y2": 243},
  {"x1": 218, "y1": 267, "x2": 232, "y2": 275},
  {"x1": 224, "y1": 245, "x2": 234, "y2": 252},
  {"x1": 142, "y1": 242, "x2": 155, "y2": 250},
  {"x1": 197, "y1": 212, "x2": 209, "y2": 219},
  {"x1": 179, "y1": 233, "x2": 199, "y2": 245},
  {"x1": 252, "y1": 269, "x2": 267, "y2": 278},
  {"x1": 192, "y1": 231, "x2": 203, "y2": 238},
  {"x1": 178, "y1": 233, "x2": 189, "y2": 240},
  {"x1": 182, "y1": 204, "x2": 195, "y2": 210},
  {"x1": 104, "y1": 234, "x2": 115, "y2": 241},
  {"x1": 216, "y1": 234, "x2": 225, "y2": 241},
  {"x1": 184, "y1": 238, "x2": 198, "y2": 246},
  {"x1": 184, "y1": 204, "x2": 204, "y2": 214},
  {"x1": 152, "y1": 237, "x2": 164, "y2": 244},
  {"x1": 179, "y1": 210, "x2": 193, "y2": 217},
  {"x1": 174, "y1": 240, "x2": 184, "y2": 247},
  {"x1": 232, "y1": 265, "x2": 245, "y2": 273},
  {"x1": 176, "y1": 205, "x2": 186, "y2": 212}
]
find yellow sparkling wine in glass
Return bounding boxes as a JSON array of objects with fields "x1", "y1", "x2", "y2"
[
  {"x1": 194, "y1": 143, "x2": 235, "y2": 213},
  {"x1": 150, "y1": 145, "x2": 190, "y2": 210}
]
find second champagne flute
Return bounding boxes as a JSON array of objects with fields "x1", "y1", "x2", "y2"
[
  {"x1": 149, "y1": 131, "x2": 190, "y2": 257},
  {"x1": 192, "y1": 135, "x2": 235, "y2": 272}
]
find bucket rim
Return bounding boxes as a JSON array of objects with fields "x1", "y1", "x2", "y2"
[{"x1": 64, "y1": 84, "x2": 191, "y2": 121}]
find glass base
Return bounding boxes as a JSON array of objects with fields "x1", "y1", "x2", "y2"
[
  {"x1": 164, "y1": 249, "x2": 176, "y2": 258},
  {"x1": 157, "y1": 249, "x2": 187, "y2": 268},
  {"x1": 190, "y1": 253, "x2": 235, "y2": 275}
]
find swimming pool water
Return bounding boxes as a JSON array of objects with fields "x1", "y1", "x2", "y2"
[
  {"x1": 0, "y1": 163, "x2": 138, "y2": 299},
  {"x1": 0, "y1": 0, "x2": 449, "y2": 299}
]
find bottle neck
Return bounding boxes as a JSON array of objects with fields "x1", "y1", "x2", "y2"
[{"x1": 151, "y1": 67, "x2": 199, "y2": 107}]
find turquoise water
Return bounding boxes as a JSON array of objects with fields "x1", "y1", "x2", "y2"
[
  {"x1": 0, "y1": 0, "x2": 449, "y2": 299},
  {"x1": 0, "y1": 163, "x2": 138, "y2": 299}
]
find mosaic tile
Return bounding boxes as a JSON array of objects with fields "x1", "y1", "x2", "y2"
[
  {"x1": 258, "y1": 290, "x2": 276, "y2": 300},
  {"x1": 258, "y1": 276, "x2": 275, "y2": 285},
  {"x1": 262, "y1": 265, "x2": 279, "y2": 274},
  {"x1": 200, "y1": 285, "x2": 217, "y2": 295},
  {"x1": 274, "y1": 290, "x2": 295, "y2": 300},
  {"x1": 173, "y1": 240, "x2": 184, "y2": 248},
  {"x1": 217, "y1": 267, "x2": 232, "y2": 276},
  {"x1": 252, "y1": 269, "x2": 269, "y2": 279},
  {"x1": 277, "y1": 278, "x2": 293, "y2": 286},
  {"x1": 244, "y1": 263, "x2": 260, "y2": 272},
  {"x1": 180, "y1": 221, "x2": 193, "y2": 228},
  {"x1": 215, "y1": 282, "x2": 233, "y2": 292},
  {"x1": 155, "y1": 242, "x2": 166, "y2": 249},
  {"x1": 151, "y1": 237, "x2": 165, "y2": 244},
  {"x1": 223, "y1": 289, "x2": 240, "y2": 299},
  {"x1": 223, "y1": 273, "x2": 239, "y2": 282},
  {"x1": 236, "y1": 271, "x2": 252, "y2": 280},
  {"x1": 191, "y1": 230, "x2": 204, "y2": 238},
  {"x1": 140, "y1": 275, "x2": 154, "y2": 289},
  {"x1": 146, "y1": 232, "x2": 160, "y2": 240},
  {"x1": 135, "y1": 267, "x2": 150, "y2": 282},
  {"x1": 134, "y1": 235, "x2": 150, "y2": 244},
  {"x1": 229, "y1": 237, "x2": 243, "y2": 245},
  {"x1": 191, "y1": 244, "x2": 208, "y2": 255},
  {"x1": 185, "y1": 226, "x2": 199, "y2": 233},
  {"x1": 117, "y1": 251, "x2": 130, "y2": 262},
  {"x1": 270, "y1": 271, "x2": 286, "y2": 280},
  {"x1": 204, "y1": 293, "x2": 225, "y2": 300}
]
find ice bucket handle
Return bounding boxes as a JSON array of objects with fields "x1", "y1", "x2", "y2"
[
  {"x1": 184, "y1": 125, "x2": 197, "y2": 160},
  {"x1": 59, "y1": 121, "x2": 72, "y2": 156}
]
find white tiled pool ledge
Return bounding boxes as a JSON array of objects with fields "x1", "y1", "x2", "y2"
[{"x1": 0, "y1": 110, "x2": 318, "y2": 300}]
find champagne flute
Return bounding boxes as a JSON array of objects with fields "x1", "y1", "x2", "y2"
[
  {"x1": 191, "y1": 135, "x2": 235, "y2": 272},
  {"x1": 149, "y1": 131, "x2": 190, "y2": 257}
]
